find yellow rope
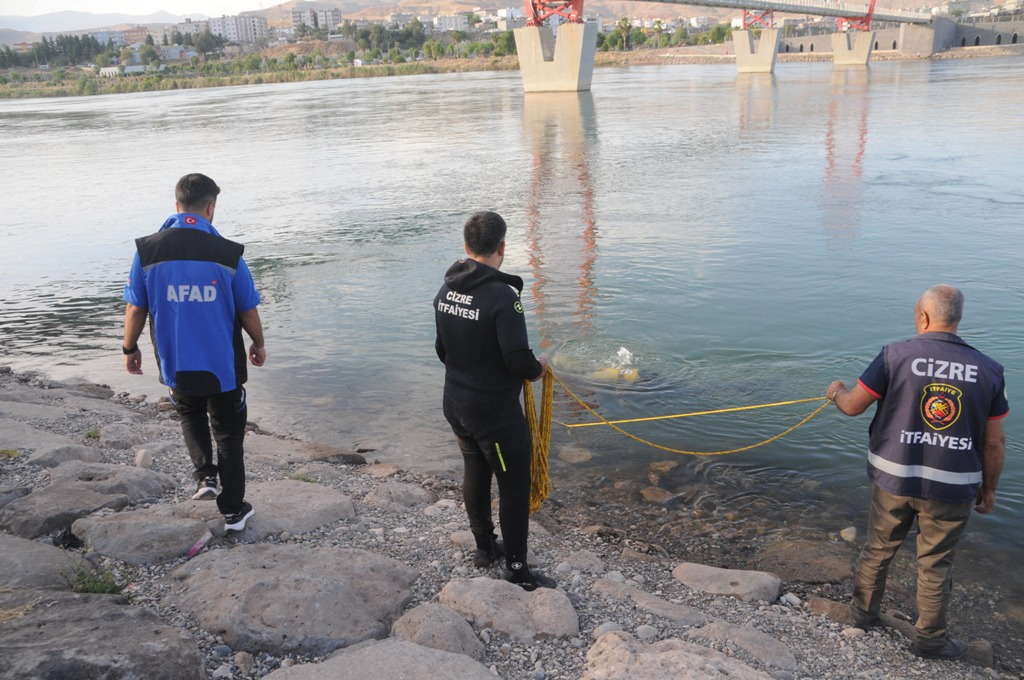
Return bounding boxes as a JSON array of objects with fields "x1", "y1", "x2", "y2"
[
  {"x1": 524, "y1": 371, "x2": 554, "y2": 513},
  {"x1": 562, "y1": 396, "x2": 828, "y2": 428},
  {"x1": 550, "y1": 372, "x2": 832, "y2": 457}
]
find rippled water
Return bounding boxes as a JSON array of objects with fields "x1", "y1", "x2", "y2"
[{"x1": 1, "y1": 58, "x2": 1023, "y2": 606}]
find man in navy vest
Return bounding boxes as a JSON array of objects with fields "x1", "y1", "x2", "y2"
[
  {"x1": 827, "y1": 284, "x2": 1007, "y2": 660},
  {"x1": 122, "y1": 173, "x2": 266, "y2": 532}
]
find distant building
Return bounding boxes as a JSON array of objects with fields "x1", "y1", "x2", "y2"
[
  {"x1": 89, "y1": 30, "x2": 127, "y2": 47},
  {"x1": 122, "y1": 26, "x2": 152, "y2": 46},
  {"x1": 209, "y1": 14, "x2": 269, "y2": 43},
  {"x1": 98, "y1": 66, "x2": 120, "y2": 77},
  {"x1": 174, "y1": 18, "x2": 209, "y2": 36},
  {"x1": 434, "y1": 14, "x2": 470, "y2": 31},
  {"x1": 292, "y1": 6, "x2": 342, "y2": 32}
]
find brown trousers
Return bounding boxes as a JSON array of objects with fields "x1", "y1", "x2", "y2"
[{"x1": 851, "y1": 485, "x2": 972, "y2": 647}]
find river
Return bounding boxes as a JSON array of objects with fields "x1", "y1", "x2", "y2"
[{"x1": 1, "y1": 57, "x2": 1022, "y2": 619}]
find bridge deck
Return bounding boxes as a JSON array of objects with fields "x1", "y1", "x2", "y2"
[{"x1": 637, "y1": 0, "x2": 932, "y2": 23}]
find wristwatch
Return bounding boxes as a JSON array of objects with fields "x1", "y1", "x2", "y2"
[{"x1": 122, "y1": 344, "x2": 139, "y2": 355}]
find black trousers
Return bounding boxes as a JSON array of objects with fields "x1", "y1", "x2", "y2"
[
  {"x1": 172, "y1": 387, "x2": 248, "y2": 515},
  {"x1": 443, "y1": 395, "x2": 532, "y2": 571}
]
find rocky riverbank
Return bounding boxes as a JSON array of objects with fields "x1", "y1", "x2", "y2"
[{"x1": 0, "y1": 365, "x2": 1018, "y2": 679}]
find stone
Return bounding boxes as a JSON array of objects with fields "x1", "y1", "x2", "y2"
[
  {"x1": 235, "y1": 651, "x2": 254, "y2": 675},
  {"x1": 806, "y1": 597, "x2": 854, "y2": 624},
  {"x1": 635, "y1": 625, "x2": 659, "y2": 641},
  {"x1": 0, "y1": 532, "x2": 93, "y2": 590},
  {"x1": 0, "y1": 462, "x2": 175, "y2": 539},
  {"x1": 592, "y1": 621, "x2": 623, "y2": 638},
  {"x1": 438, "y1": 577, "x2": 579, "y2": 641},
  {"x1": 672, "y1": 562, "x2": 781, "y2": 603},
  {"x1": 151, "y1": 480, "x2": 356, "y2": 540},
  {"x1": 261, "y1": 639, "x2": 495, "y2": 679},
  {"x1": 686, "y1": 620, "x2": 797, "y2": 670},
  {"x1": 0, "y1": 485, "x2": 30, "y2": 511},
  {"x1": 71, "y1": 511, "x2": 210, "y2": 565},
  {"x1": 840, "y1": 526, "x2": 858, "y2": 543},
  {"x1": 563, "y1": 549, "x2": 606, "y2": 574},
  {"x1": 363, "y1": 481, "x2": 438, "y2": 511},
  {"x1": 163, "y1": 544, "x2": 416, "y2": 655},
  {"x1": 98, "y1": 422, "x2": 145, "y2": 449},
  {"x1": 391, "y1": 603, "x2": 485, "y2": 661},
  {"x1": 27, "y1": 444, "x2": 103, "y2": 468},
  {"x1": 558, "y1": 446, "x2": 593, "y2": 464},
  {"x1": 0, "y1": 591, "x2": 205, "y2": 680},
  {"x1": 363, "y1": 463, "x2": 401, "y2": 478},
  {"x1": 304, "y1": 443, "x2": 367, "y2": 466},
  {"x1": 640, "y1": 486, "x2": 673, "y2": 503},
  {"x1": 594, "y1": 577, "x2": 708, "y2": 626},
  {"x1": 757, "y1": 538, "x2": 853, "y2": 584},
  {"x1": 582, "y1": 631, "x2": 772, "y2": 680},
  {"x1": 134, "y1": 449, "x2": 154, "y2": 468}
]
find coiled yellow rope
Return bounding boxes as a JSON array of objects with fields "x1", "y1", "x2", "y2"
[{"x1": 524, "y1": 371, "x2": 554, "y2": 513}]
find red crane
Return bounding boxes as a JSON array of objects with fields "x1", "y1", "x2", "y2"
[{"x1": 525, "y1": 0, "x2": 586, "y2": 26}]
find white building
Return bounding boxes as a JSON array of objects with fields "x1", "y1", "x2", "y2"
[
  {"x1": 209, "y1": 14, "x2": 269, "y2": 43},
  {"x1": 89, "y1": 30, "x2": 127, "y2": 47},
  {"x1": 292, "y1": 7, "x2": 342, "y2": 32},
  {"x1": 434, "y1": 14, "x2": 470, "y2": 31},
  {"x1": 174, "y1": 18, "x2": 209, "y2": 36}
]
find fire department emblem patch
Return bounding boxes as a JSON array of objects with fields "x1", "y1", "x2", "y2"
[{"x1": 921, "y1": 383, "x2": 962, "y2": 431}]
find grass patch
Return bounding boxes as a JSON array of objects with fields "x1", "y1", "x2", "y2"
[
  {"x1": 0, "y1": 448, "x2": 19, "y2": 458},
  {"x1": 286, "y1": 472, "x2": 317, "y2": 483},
  {"x1": 83, "y1": 427, "x2": 100, "y2": 440},
  {"x1": 61, "y1": 563, "x2": 123, "y2": 594}
]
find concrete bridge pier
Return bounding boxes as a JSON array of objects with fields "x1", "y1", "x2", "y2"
[
  {"x1": 831, "y1": 31, "x2": 875, "y2": 65},
  {"x1": 514, "y1": 22, "x2": 599, "y2": 92},
  {"x1": 733, "y1": 29, "x2": 781, "y2": 74}
]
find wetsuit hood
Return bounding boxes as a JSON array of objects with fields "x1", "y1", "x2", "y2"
[{"x1": 444, "y1": 258, "x2": 524, "y2": 295}]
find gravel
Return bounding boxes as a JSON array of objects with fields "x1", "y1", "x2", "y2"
[{"x1": 1, "y1": 367, "x2": 1019, "y2": 679}]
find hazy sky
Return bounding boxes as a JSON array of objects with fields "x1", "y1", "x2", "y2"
[{"x1": 0, "y1": 0, "x2": 277, "y2": 16}]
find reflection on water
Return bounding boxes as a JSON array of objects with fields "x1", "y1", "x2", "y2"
[
  {"x1": 523, "y1": 92, "x2": 600, "y2": 351},
  {"x1": 822, "y1": 68, "x2": 869, "y2": 247}
]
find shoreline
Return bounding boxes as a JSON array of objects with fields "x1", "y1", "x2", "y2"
[
  {"x1": 1, "y1": 43, "x2": 1022, "y2": 100},
  {"x1": 1, "y1": 365, "x2": 1020, "y2": 678}
]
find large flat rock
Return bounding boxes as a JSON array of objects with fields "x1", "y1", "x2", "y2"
[
  {"x1": 0, "y1": 591, "x2": 205, "y2": 680},
  {"x1": 0, "y1": 533, "x2": 92, "y2": 590},
  {"x1": 672, "y1": 562, "x2": 782, "y2": 603},
  {"x1": 438, "y1": 577, "x2": 579, "y2": 641},
  {"x1": 71, "y1": 511, "x2": 210, "y2": 565},
  {"x1": 262, "y1": 638, "x2": 496, "y2": 679},
  {"x1": 0, "y1": 462, "x2": 176, "y2": 538},
  {"x1": 163, "y1": 543, "x2": 417, "y2": 655},
  {"x1": 582, "y1": 631, "x2": 772, "y2": 680}
]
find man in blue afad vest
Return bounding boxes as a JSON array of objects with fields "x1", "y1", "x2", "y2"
[
  {"x1": 827, "y1": 284, "x2": 1008, "y2": 660},
  {"x1": 122, "y1": 173, "x2": 266, "y2": 533}
]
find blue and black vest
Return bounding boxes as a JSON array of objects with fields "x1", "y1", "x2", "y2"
[{"x1": 858, "y1": 332, "x2": 1008, "y2": 503}]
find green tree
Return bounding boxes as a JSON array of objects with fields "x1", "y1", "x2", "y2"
[
  {"x1": 493, "y1": 30, "x2": 515, "y2": 56},
  {"x1": 616, "y1": 17, "x2": 631, "y2": 50},
  {"x1": 708, "y1": 23, "x2": 732, "y2": 43},
  {"x1": 140, "y1": 44, "x2": 159, "y2": 65},
  {"x1": 193, "y1": 31, "x2": 217, "y2": 59},
  {"x1": 652, "y1": 19, "x2": 665, "y2": 47},
  {"x1": 144, "y1": 34, "x2": 155, "y2": 46}
]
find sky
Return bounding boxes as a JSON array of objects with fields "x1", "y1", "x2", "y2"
[{"x1": 0, "y1": 1, "x2": 276, "y2": 17}]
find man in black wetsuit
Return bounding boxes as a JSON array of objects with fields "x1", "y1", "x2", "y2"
[{"x1": 434, "y1": 210, "x2": 556, "y2": 591}]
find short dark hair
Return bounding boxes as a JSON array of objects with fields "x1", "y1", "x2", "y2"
[
  {"x1": 175, "y1": 173, "x2": 220, "y2": 212},
  {"x1": 463, "y1": 211, "x2": 507, "y2": 257}
]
